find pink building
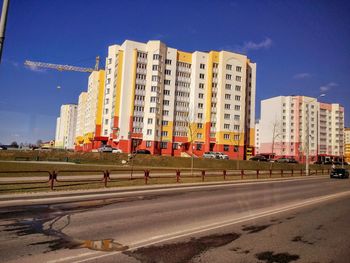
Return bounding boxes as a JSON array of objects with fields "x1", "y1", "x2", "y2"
[{"x1": 256, "y1": 96, "x2": 344, "y2": 162}]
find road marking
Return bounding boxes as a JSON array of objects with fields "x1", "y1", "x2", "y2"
[
  {"x1": 52, "y1": 189, "x2": 350, "y2": 263},
  {"x1": 0, "y1": 176, "x2": 327, "y2": 207}
]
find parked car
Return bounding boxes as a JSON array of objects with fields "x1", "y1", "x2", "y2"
[
  {"x1": 98, "y1": 145, "x2": 113, "y2": 153},
  {"x1": 0, "y1": 145, "x2": 7, "y2": 150},
  {"x1": 274, "y1": 157, "x2": 298, "y2": 163},
  {"x1": 330, "y1": 168, "x2": 349, "y2": 179},
  {"x1": 112, "y1": 148, "x2": 123, "y2": 153},
  {"x1": 249, "y1": 155, "x2": 268, "y2": 162},
  {"x1": 216, "y1": 152, "x2": 229, "y2": 160},
  {"x1": 134, "y1": 149, "x2": 151, "y2": 154},
  {"x1": 203, "y1": 152, "x2": 216, "y2": 159}
]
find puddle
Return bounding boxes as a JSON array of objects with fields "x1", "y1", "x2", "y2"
[
  {"x1": 291, "y1": 235, "x2": 314, "y2": 245},
  {"x1": 124, "y1": 233, "x2": 240, "y2": 263},
  {"x1": 255, "y1": 251, "x2": 300, "y2": 263},
  {"x1": 242, "y1": 224, "x2": 271, "y2": 234}
]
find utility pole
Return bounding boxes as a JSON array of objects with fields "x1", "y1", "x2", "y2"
[{"x1": 0, "y1": 0, "x2": 10, "y2": 63}]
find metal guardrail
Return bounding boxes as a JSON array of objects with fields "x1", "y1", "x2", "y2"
[{"x1": 0, "y1": 168, "x2": 330, "y2": 191}]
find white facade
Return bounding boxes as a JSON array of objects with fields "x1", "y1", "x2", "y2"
[
  {"x1": 54, "y1": 104, "x2": 78, "y2": 149},
  {"x1": 256, "y1": 95, "x2": 344, "y2": 161},
  {"x1": 75, "y1": 92, "x2": 87, "y2": 137},
  {"x1": 100, "y1": 39, "x2": 256, "y2": 157}
]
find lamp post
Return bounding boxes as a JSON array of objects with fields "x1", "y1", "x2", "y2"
[{"x1": 0, "y1": 0, "x2": 9, "y2": 64}]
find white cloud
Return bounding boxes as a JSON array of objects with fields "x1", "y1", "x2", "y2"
[
  {"x1": 319, "y1": 82, "x2": 338, "y2": 92},
  {"x1": 293, "y1": 73, "x2": 311, "y2": 79},
  {"x1": 241, "y1": 37, "x2": 272, "y2": 52}
]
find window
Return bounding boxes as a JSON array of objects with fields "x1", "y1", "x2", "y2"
[
  {"x1": 108, "y1": 58, "x2": 112, "y2": 64},
  {"x1": 106, "y1": 88, "x2": 110, "y2": 94},
  {"x1": 151, "y1": 86, "x2": 158, "y2": 92},
  {"x1": 150, "y1": 96, "x2": 157, "y2": 102},
  {"x1": 104, "y1": 129, "x2": 108, "y2": 136},
  {"x1": 198, "y1": 93, "x2": 204, "y2": 99},
  {"x1": 235, "y1": 95, "x2": 241, "y2": 101},
  {"x1": 224, "y1": 123, "x2": 230, "y2": 129},
  {"x1": 213, "y1": 63, "x2": 218, "y2": 68},
  {"x1": 224, "y1": 145, "x2": 229, "y2": 151},
  {"x1": 200, "y1": 63, "x2": 205, "y2": 69},
  {"x1": 150, "y1": 107, "x2": 156, "y2": 113},
  {"x1": 162, "y1": 110, "x2": 169, "y2": 116},
  {"x1": 234, "y1": 125, "x2": 240, "y2": 130},
  {"x1": 199, "y1": 73, "x2": 205, "y2": 79},
  {"x1": 196, "y1": 143, "x2": 202, "y2": 151},
  {"x1": 153, "y1": 54, "x2": 160, "y2": 60},
  {"x1": 224, "y1": 114, "x2": 230, "y2": 119},
  {"x1": 234, "y1": 105, "x2": 240, "y2": 110},
  {"x1": 107, "y1": 78, "x2": 111, "y2": 84},
  {"x1": 224, "y1": 134, "x2": 230, "y2": 139},
  {"x1": 236, "y1": 66, "x2": 242, "y2": 72},
  {"x1": 162, "y1": 120, "x2": 168, "y2": 126},
  {"x1": 226, "y1": 64, "x2": 232, "y2": 70},
  {"x1": 160, "y1": 142, "x2": 168, "y2": 149},
  {"x1": 152, "y1": 65, "x2": 158, "y2": 71},
  {"x1": 105, "y1": 98, "x2": 109, "y2": 104},
  {"x1": 164, "y1": 90, "x2": 170, "y2": 95},
  {"x1": 199, "y1": 83, "x2": 204, "y2": 89},
  {"x1": 164, "y1": 79, "x2": 171, "y2": 85},
  {"x1": 224, "y1": 104, "x2": 231, "y2": 109},
  {"x1": 147, "y1": 129, "x2": 152, "y2": 135},
  {"x1": 163, "y1": 100, "x2": 170, "y2": 106},
  {"x1": 234, "y1": 135, "x2": 240, "y2": 141},
  {"x1": 161, "y1": 131, "x2": 168, "y2": 137},
  {"x1": 226, "y1": 74, "x2": 232, "y2": 80},
  {"x1": 198, "y1": 113, "x2": 203, "y2": 119},
  {"x1": 225, "y1": 94, "x2": 231, "y2": 100},
  {"x1": 148, "y1": 118, "x2": 153, "y2": 124},
  {"x1": 197, "y1": 133, "x2": 203, "y2": 139},
  {"x1": 165, "y1": 69, "x2": 171, "y2": 75},
  {"x1": 165, "y1": 59, "x2": 172, "y2": 65},
  {"x1": 236, "y1": 76, "x2": 241, "y2": 82},
  {"x1": 225, "y1": 84, "x2": 232, "y2": 90},
  {"x1": 105, "y1": 109, "x2": 108, "y2": 114},
  {"x1": 198, "y1": 103, "x2": 203, "y2": 109},
  {"x1": 146, "y1": 141, "x2": 152, "y2": 148},
  {"x1": 235, "y1": 85, "x2": 241, "y2": 91},
  {"x1": 104, "y1": 119, "x2": 108, "y2": 125},
  {"x1": 197, "y1": 123, "x2": 203, "y2": 129},
  {"x1": 234, "y1": 145, "x2": 239, "y2": 152},
  {"x1": 152, "y1": 75, "x2": 159, "y2": 82}
]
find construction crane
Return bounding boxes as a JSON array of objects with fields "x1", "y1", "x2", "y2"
[{"x1": 24, "y1": 56, "x2": 100, "y2": 73}]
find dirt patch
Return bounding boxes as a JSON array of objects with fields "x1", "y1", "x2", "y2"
[
  {"x1": 291, "y1": 235, "x2": 314, "y2": 245},
  {"x1": 124, "y1": 233, "x2": 241, "y2": 263},
  {"x1": 256, "y1": 251, "x2": 300, "y2": 263},
  {"x1": 242, "y1": 224, "x2": 272, "y2": 234}
]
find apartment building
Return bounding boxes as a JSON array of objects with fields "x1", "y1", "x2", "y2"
[
  {"x1": 74, "y1": 70, "x2": 105, "y2": 151},
  {"x1": 74, "y1": 92, "x2": 87, "y2": 149},
  {"x1": 98, "y1": 39, "x2": 256, "y2": 159},
  {"x1": 345, "y1": 127, "x2": 350, "y2": 162},
  {"x1": 256, "y1": 96, "x2": 345, "y2": 162},
  {"x1": 54, "y1": 104, "x2": 78, "y2": 149}
]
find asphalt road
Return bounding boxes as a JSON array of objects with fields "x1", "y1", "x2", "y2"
[{"x1": 0, "y1": 176, "x2": 349, "y2": 263}]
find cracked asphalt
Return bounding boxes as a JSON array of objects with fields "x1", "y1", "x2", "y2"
[{"x1": 0, "y1": 176, "x2": 349, "y2": 263}]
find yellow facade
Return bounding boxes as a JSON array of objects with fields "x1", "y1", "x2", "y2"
[
  {"x1": 114, "y1": 50, "x2": 124, "y2": 118},
  {"x1": 95, "y1": 70, "x2": 105, "y2": 126},
  {"x1": 177, "y1": 51, "x2": 192, "y2": 63}
]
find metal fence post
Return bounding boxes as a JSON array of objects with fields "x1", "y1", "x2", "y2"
[
  {"x1": 201, "y1": 170, "x2": 205, "y2": 182},
  {"x1": 281, "y1": 169, "x2": 284, "y2": 178},
  {"x1": 256, "y1": 169, "x2": 259, "y2": 179},
  {"x1": 241, "y1": 169, "x2": 244, "y2": 180},
  {"x1": 144, "y1": 170, "x2": 149, "y2": 184},
  {"x1": 103, "y1": 170, "x2": 110, "y2": 187},
  {"x1": 291, "y1": 169, "x2": 294, "y2": 177},
  {"x1": 223, "y1": 170, "x2": 226, "y2": 180},
  {"x1": 176, "y1": 169, "x2": 180, "y2": 183},
  {"x1": 269, "y1": 169, "x2": 272, "y2": 178},
  {"x1": 49, "y1": 171, "x2": 57, "y2": 190}
]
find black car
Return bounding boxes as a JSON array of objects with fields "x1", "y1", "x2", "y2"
[
  {"x1": 330, "y1": 168, "x2": 349, "y2": 179},
  {"x1": 249, "y1": 155, "x2": 268, "y2": 162},
  {"x1": 134, "y1": 149, "x2": 151, "y2": 154}
]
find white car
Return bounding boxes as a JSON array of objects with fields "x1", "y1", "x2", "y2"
[
  {"x1": 203, "y1": 152, "x2": 216, "y2": 159},
  {"x1": 112, "y1": 148, "x2": 123, "y2": 153},
  {"x1": 216, "y1": 152, "x2": 229, "y2": 160}
]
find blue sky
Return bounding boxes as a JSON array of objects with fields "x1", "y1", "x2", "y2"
[{"x1": 0, "y1": 0, "x2": 349, "y2": 144}]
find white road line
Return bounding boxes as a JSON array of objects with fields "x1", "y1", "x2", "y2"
[
  {"x1": 52, "y1": 189, "x2": 350, "y2": 263},
  {"x1": 0, "y1": 176, "x2": 326, "y2": 207}
]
